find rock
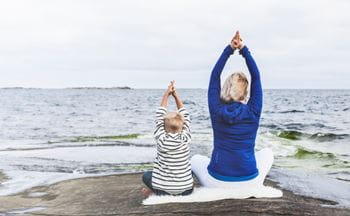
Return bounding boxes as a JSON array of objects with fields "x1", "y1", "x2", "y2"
[{"x1": 0, "y1": 173, "x2": 349, "y2": 215}]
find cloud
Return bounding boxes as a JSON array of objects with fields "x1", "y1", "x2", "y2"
[{"x1": 0, "y1": 0, "x2": 349, "y2": 88}]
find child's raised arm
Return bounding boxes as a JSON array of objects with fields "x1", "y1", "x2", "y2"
[
  {"x1": 172, "y1": 86, "x2": 191, "y2": 142},
  {"x1": 154, "y1": 106, "x2": 166, "y2": 142},
  {"x1": 172, "y1": 88, "x2": 183, "y2": 110},
  {"x1": 154, "y1": 81, "x2": 175, "y2": 143},
  {"x1": 179, "y1": 105, "x2": 191, "y2": 143},
  {"x1": 160, "y1": 81, "x2": 174, "y2": 108}
]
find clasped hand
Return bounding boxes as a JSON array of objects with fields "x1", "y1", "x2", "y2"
[
  {"x1": 165, "y1": 80, "x2": 178, "y2": 97},
  {"x1": 231, "y1": 31, "x2": 244, "y2": 50}
]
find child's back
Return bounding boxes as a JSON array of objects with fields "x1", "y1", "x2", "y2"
[
  {"x1": 152, "y1": 106, "x2": 193, "y2": 195},
  {"x1": 141, "y1": 81, "x2": 194, "y2": 196}
]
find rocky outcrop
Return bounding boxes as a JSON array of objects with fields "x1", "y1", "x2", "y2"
[{"x1": 0, "y1": 173, "x2": 349, "y2": 215}]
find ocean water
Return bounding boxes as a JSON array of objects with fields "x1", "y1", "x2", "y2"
[{"x1": 0, "y1": 88, "x2": 349, "y2": 206}]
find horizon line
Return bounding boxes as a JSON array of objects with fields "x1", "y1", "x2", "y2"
[{"x1": 1, "y1": 86, "x2": 350, "y2": 90}]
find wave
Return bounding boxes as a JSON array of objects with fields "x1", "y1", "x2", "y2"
[
  {"x1": 294, "y1": 148, "x2": 336, "y2": 159},
  {"x1": 291, "y1": 148, "x2": 350, "y2": 171},
  {"x1": 336, "y1": 177, "x2": 350, "y2": 182},
  {"x1": 0, "y1": 139, "x2": 154, "y2": 152},
  {"x1": 263, "y1": 109, "x2": 305, "y2": 114},
  {"x1": 196, "y1": 115, "x2": 210, "y2": 121},
  {"x1": 328, "y1": 171, "x2": 350, "y2": 182},
  {"x1": 279, "y1": 110, "x2": 305, "y2": 113},
  {"x1": 276, "y1": 130, "x2": 349, "y2": 142},
  {"x1": 183, "y1": 100, "x2": 196, "y2": 105},
  {"x1": 284, "y1": 123, "x2": 329, "y2": 129},
  {"x1": 283, "y1": 123, "x2": 306, "y2": 130},
  {"x1": 309, "y1": 133, "x2": 350, "y2": 142},
  {"x1": 260, "y1": 123, "x2": 282, "y2": 130},
  {"x1": 261, "y1": 122, "x2": 332, "y2": 131}
]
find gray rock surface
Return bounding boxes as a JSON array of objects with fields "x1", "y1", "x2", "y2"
[{"x1": 0, "y1": 173, "x2": 349, "y2": 216}]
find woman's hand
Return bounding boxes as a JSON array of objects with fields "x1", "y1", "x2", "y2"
[{"x1": 231, "y1": 31, "x2": 244, "y2": 50}]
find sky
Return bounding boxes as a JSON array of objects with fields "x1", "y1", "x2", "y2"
[{"x1": 0, "y1": 0, "x2": 349, "y2": 89}]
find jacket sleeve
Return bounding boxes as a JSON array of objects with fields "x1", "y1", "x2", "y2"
[
  {"x1": 208, "y1": 45, "x2": 234, "y2": 116},
  {"x1": 240, "y1": 46, "x2": 263, "y2": 117}
]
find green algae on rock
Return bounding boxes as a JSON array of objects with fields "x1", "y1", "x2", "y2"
[
  {"x1": 277, "y1": 130, "x2": 303, "y2": 140},
  {"x1": 70, "y1": 134, "x2": 140, "y2": 142}
]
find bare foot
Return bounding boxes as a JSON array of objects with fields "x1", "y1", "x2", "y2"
[{"x1": 141, "y1": 187, "x2": 152, "y2": 198}]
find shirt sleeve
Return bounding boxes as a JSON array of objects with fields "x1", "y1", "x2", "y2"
[
  {"x1": 178, "y1": 107, "x2": 191, "y2": 143},
  {"x1": 154, "y1": 107, "x2": 167, "y2": 145}
]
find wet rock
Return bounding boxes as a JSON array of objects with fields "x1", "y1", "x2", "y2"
[{"x1": 0, "y1": 173, "x2": 349, "y2": 215}]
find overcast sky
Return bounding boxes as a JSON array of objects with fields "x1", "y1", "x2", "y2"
[{"x1": 0, "y1": 0, "x2": 349, "y2": 89}]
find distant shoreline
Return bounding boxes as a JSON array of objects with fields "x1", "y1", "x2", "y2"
[
  {"x1": 0, "y1": 86, "x2": 133, "y2": 90},
  {"x1": 0, "y1": 87, "x2": 350, "y2": 90},
  {"x1": 68, "y1": 86, "x2": 132, "y2": 90}
]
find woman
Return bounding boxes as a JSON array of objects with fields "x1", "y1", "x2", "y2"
[{"x1": 191, "y1": 31, "x2": 273, "y2": 188}]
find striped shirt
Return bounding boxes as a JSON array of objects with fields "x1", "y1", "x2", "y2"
[{"x1": 152, "y1": 106, "x2": 193, "y2": 195}]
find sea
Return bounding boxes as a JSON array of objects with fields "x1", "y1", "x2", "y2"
[{"x1": 0, "y1": 88, "x2": 349, "y2": 207}]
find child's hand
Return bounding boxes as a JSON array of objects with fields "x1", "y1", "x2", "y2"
[
  {"x1": 172, "y1": 86, "x2": 178, "y2": 97},
  {"x1": 165, "y1": 80, "x2": 175, "y2": 96},
  {"x1": 171, "y1": 81, "x2": 183, "y2": 109},
  {"x1": 171, "y1": 81, "x2": 178, "y2": 97}
]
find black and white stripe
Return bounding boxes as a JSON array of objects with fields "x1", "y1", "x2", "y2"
[{"x1": 152, "y1": 107, "x2": 193, "y2": 195}]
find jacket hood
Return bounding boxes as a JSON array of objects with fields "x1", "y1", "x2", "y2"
[{"x1": 219, "y1": 102, "x2": 245, "y2": 124}]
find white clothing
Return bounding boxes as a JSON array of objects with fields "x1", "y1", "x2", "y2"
[{"x1": 191, "y1": 148, "x2": 273, "y2": 188}]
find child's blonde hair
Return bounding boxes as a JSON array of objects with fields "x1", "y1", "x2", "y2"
[
  {"x1": 221, "y1": 72, "x2": 248, "y2": 103},
  {"x1": 164, "y1": 112, "x2": 184, "y2": 133}
]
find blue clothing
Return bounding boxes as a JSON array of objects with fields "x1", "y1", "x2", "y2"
[{"x1": 207, "y1": 45, "x2": 263, "y2": 181}]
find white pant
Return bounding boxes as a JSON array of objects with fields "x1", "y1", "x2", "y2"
[{"x1": 191, "y1": 148, "x2": 273, "y2": 188}]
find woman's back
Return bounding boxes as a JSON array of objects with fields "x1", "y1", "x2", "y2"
[
  {"x1": 208, "y1": 101, "x2": 260, "y2": 179},
  {"x1": 207, "y1": 45, "x2": 262, "y2": 181}
]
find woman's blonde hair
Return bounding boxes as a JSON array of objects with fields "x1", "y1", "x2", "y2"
[
  {"x1": 164, "y1": 112, "x2": 184, "y2": 133},
  {"x1": 221, "y1": 72, "x2": 248, "y2": 103}
]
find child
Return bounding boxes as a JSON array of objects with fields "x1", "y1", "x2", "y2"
[{"x1": 142, "y1": 81, "x2": 193, "y2": 196}]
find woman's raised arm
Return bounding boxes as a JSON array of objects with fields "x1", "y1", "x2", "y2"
[
  {"x1": 240, "y1": 46, "x2": 263, "y2": 117},
  {"x1": 208, "y1": 45, "x2": 234, "y2": 116},
  {"x1": 232, "y1": 31, "x2": 262, "y2": 116}
]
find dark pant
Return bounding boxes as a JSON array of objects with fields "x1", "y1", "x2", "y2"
[{"x1": 142, "y1": 171, "x2": 193, "y2": 196}]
